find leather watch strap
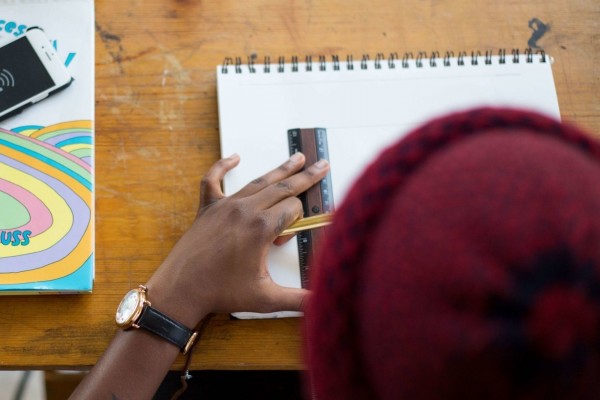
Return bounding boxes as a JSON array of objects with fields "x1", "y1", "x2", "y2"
[{"x1": 137, "y1": 305, "x2": 193, "y2": 351}]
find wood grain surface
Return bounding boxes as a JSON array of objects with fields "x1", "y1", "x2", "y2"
[{"x1": 1, "y1": 0, "x2": 599, "y2": 370}]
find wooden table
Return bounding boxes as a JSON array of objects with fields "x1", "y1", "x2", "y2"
[{"x1": 1, "y1": 0, "x2": 599, "y2": 370}]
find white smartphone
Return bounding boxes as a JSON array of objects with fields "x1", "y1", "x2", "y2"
[{"x1": 0, "y1": 27, "x2": 72, "y2": 121}]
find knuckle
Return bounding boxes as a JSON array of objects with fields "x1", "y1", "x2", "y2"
[
  {"x1": 251, "y1": 176, "x2": 266, "y2": 186},
  {"x1": 227, "y1": 200, "x2": 249, "y2": 221},
  {"x1": 275, "y1": 180, "x2": 295, "y2": 196},
  {"x1": 275, "y1": 212, "x2": 291, "y2": 235},
  {"x1": 277, "y1": 161, "x2": 294, "y2": 173},
  {"x1": 205, "y1": 160, "x2": 226, "y2": 178},
  {"x1": 227, "y1": 202, "x2": 273, "y2": 236},
  {"x1": 215, "y1": 157, "x2": 230, "y2": 168},
  {"x1": 252, "y1": 213, "x2": 272, "y2": 235},
  {"x1": 291, "y1": 197, "x2": 303, "y2": 211},
  {"x1": 200, "y1": 176, "x2": 212, "y2": 191},
  {"x1": 303, "y1": 166, "x2": 320, "y2": 178}
]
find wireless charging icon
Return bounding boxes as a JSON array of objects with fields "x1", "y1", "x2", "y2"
[{"x1": 0, "y1": 69, "x2": 16, "y2": 93}]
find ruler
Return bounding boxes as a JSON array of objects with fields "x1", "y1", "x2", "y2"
[{"x1": 288, "y1": 128, "x2": 334, "y2": 288}]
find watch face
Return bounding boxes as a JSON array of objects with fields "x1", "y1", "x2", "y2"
[{"x1": 116, "y1": 288, "x2": 142, "y2": 327}]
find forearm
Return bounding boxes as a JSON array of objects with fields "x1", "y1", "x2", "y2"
[
  {"x1": 70, "y1": 328, "x2": 181, "y2": 399},
  {"x1": 70, "y1": 271, "x2": 211, "y2": 399}
]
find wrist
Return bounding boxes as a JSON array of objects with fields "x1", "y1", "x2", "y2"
[{"x1": 144, "y1": 272, "x2": 213, "y2": 329}]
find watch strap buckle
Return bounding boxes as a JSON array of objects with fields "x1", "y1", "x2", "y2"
[{"x1": 183, "y1": 331, "x2": 199, "y2": 355}]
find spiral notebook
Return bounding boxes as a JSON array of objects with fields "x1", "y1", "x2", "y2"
[{"x1": 217, "y1": 50, "x2": 560, "y2": 318}]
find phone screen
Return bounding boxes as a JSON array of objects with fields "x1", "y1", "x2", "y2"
[{"x1": 0, "y1": 36, "x2": 55, "y2": 112}]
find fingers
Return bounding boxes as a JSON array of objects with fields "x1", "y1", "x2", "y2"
[
  {"x1": 233, "y1": 152, "x2": 306, "y2": 199},
  {"x1": 273, "y1": 233, "x2": 296, "y2": 247},
  {"x1": 199, "y1": 154, "x2": 240, "y2": 210},
  {"x1": 251, "y1": 159, "x2": 329, "y2": 210},
  {"x1": 267, "y1": 196, "x2": 304, "y2": 240}
]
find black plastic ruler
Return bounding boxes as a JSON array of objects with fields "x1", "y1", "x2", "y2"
[{"x1": 287, "y1": 128, "x2": 334, "y2": 288}]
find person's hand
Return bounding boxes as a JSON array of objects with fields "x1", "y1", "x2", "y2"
[{"x1": 145, "y1": 152, "x2": 329, "y2": 327}]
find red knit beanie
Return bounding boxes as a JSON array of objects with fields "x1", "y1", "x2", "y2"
[{"x1": 306, "y1": 108, "x2": 600, "y2": 399}]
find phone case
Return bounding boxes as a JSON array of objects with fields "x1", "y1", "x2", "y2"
[{"x1": 0, "y1": 78, "x2": 74, "y2": 122}]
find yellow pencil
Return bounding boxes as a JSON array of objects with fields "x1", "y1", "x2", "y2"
[{"x1": 279, "y1": 213, "x2": 334, "y2": 236}]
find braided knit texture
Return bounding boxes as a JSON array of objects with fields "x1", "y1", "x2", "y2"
[{"x1": 306, "y1": 108, "x2": 600, "y2": 399}]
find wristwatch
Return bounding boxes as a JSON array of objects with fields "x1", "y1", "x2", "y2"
[{"x1": 115, "y1": 285, "x2": 198, "y2": 354}]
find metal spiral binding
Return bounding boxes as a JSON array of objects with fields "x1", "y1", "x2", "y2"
[
  {"x1": 512, "y1": 49, "x2": 520, "y2": 63},
  {"x1": 332, "y1": 55, "x2": 340, "y2": 71},
  {"x1": 375, "y1": 53, "x2": 384, "y2": 69},
  {"x1": 471, "y1": 51, "x2": 481, "y2": 65},
  {"x1": 347, "y1": 54, "x2": 354, "y2": 70},
  {"x1": 221, "y1": 57, "x2": 232, "y2": 74},
  {"x1": 416, "y1": 52, "x2": 425, "y2": 68},
  {"x1": 361, "y1": 54, "x2": 369, "y2": 70},
  {"x1": 221, "y1": 49, "x2": 548, "y2": 73},
  {"x1": 402, "y1": 52, "x2": 412, "y2": 68},
  {"x1": 498, "y1": 49, "x2": 506, "y2": 64},
  {"x1": 485, "y1": 50, "x2": 493, "y2": 65},
  {"x1": 457, "y1": 51, "x2": 467, "y2": 66},
  {"x1": 430, "y1": 51, "x2": 440, "y2": 67},
  {"x1": 247, "y1": 55, "x2": 256, "y2": 73},
  {"x1": 444, "y1": 51, "x2": 454, "y2": 66},
  {"x1": 389, "y1": 52, "x2": 398, "y2": 69},
  {"x1": 538, "y1": 49, "x2": 547, "y2": 63},
  {"x1": 319, "y1": 55, "x2": 327, "y2": 71}
]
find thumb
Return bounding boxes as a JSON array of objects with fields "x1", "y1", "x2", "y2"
[{"x1": 266, "y1": 286, "x2": 310, "y2": 313}]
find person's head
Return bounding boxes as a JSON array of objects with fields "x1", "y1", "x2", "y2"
[{"x1": 306, "y1": 108, "x2": 600, "y2": 399}]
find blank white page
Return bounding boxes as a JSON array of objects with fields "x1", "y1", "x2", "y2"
[{"x1": 216, "y1": 53, "x2": 560, "y2": 318}]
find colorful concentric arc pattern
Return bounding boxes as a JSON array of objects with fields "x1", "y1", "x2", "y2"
[{"x1": 0, "y1": 121, "x2": 93, "y2": 284}]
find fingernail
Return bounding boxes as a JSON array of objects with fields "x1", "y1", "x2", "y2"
[
  {"x1": 227, "y1": 153, "x2": 240, "y2": 160},
  {"x1": 315, "y1": 159, "x2": 329, "y2": 168},
  {"x1": 290, "y1": 152, "x2": 303, "y2": 163}
]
